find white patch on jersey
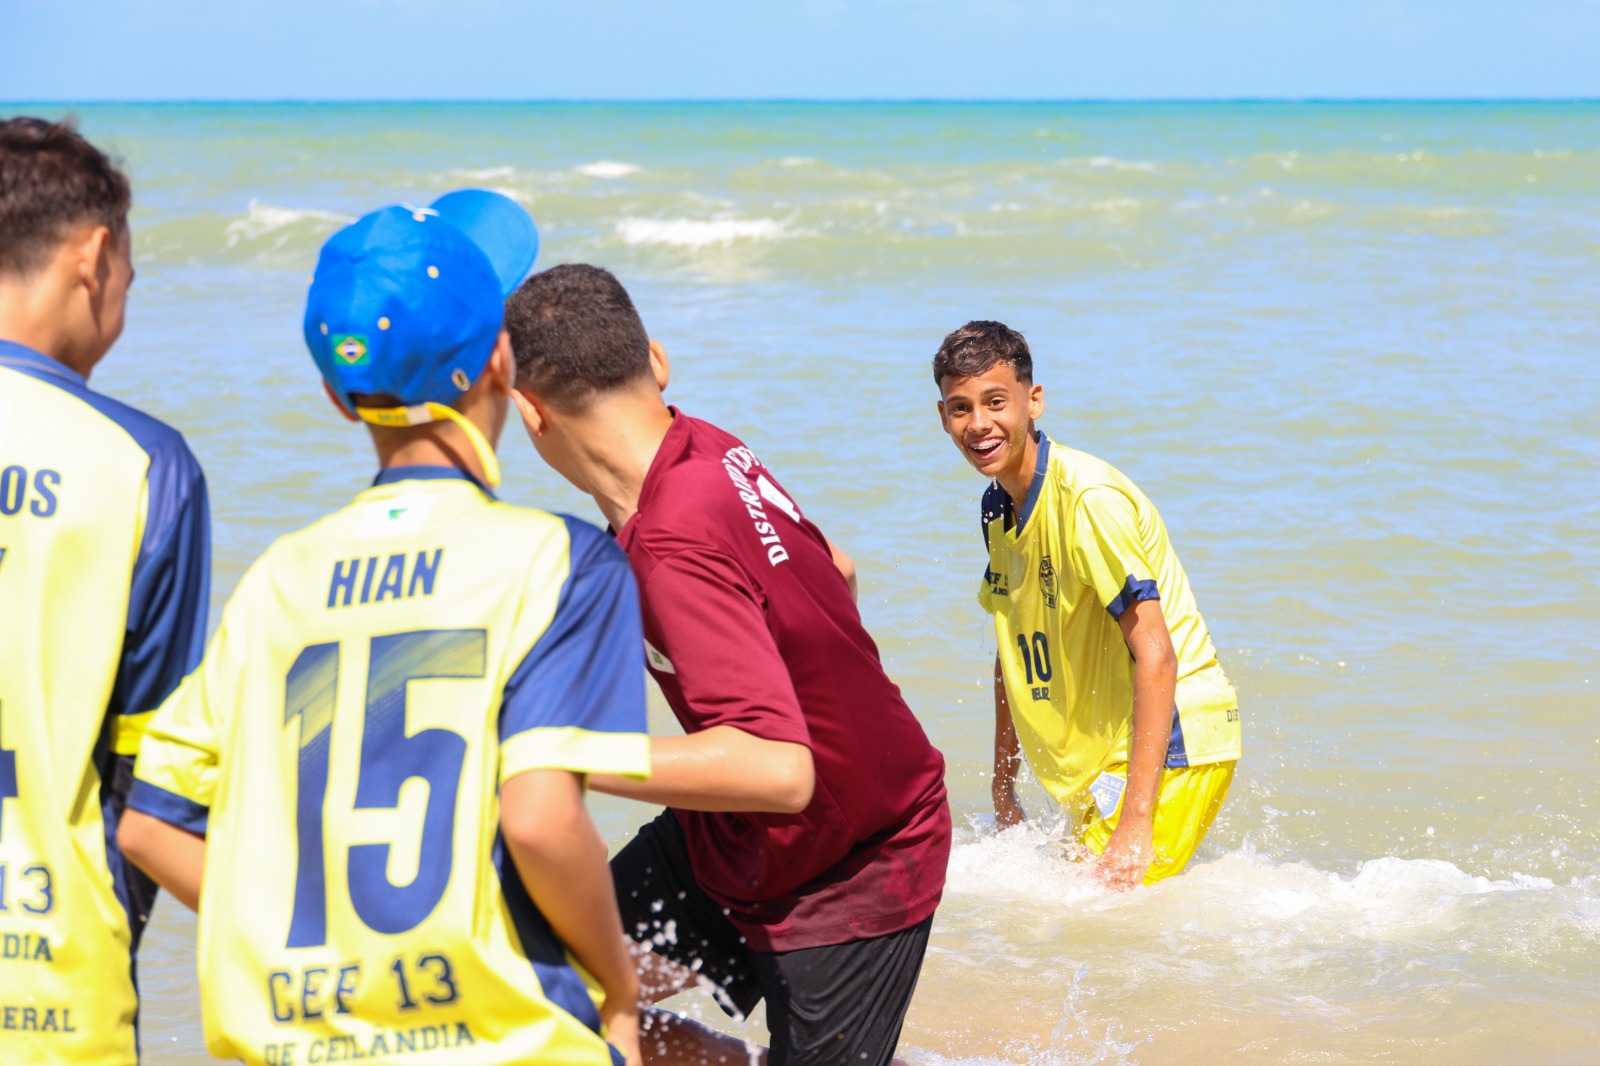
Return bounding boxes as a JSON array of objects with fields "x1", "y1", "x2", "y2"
[
  {"x1": 755, "y1": 474, "x2": 800, "y2": 522},
  {"x1": 1088, "y1": 770, "x2": 1127, "y2": 820},
  {"x1": 0, "y1": 396, "x2": 12, "y2": 445},
  {"x1": 354, "y1": 494, "x2": 434, "y2": 537},
  {"x1": 644, "y1": 639, "x2": 675, "y2": 675}
]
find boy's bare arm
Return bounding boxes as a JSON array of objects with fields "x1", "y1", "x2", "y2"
[
  {"x1": 1099, "y1": 598, "x2": 1178, "y2": 890},
  {"x1": 500, "y1": 769, "x2": 640, "y2": 1065},
  {"x1": 118, "y1": 809, "x2": 206, "y2": 911},
  {"x1": 825, "y1": 537, "x2": 858, "y2": 601},
  {"x1": 992, "y1": 654, "x2": 1026, "y2": 828},
  {"x1": 589, "y1": 725, "x2": 814, "y2": 815}
]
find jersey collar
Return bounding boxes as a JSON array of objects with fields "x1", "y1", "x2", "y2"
[
  {"x1": 0, "y1": 339, "x2": 85, "y2": 387},
  {"x1": 372, "y1": 464, "x2": 496, "y2": 499},
  {"x1": 1012, "y1": 431, "x2": 1050, "y2": 534}
]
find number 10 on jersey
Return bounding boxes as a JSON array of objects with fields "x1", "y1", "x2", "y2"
[{"x1": 1015, "y1": 630, "x2": 1053, "y2": 701}]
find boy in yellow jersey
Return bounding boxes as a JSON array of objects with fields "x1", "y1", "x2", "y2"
[
  {"x1": 934, "y1": 321, "x2": 1242, "y2": 889},
  {"x1": 0, "y1": 117, "x2": 211, "y2": 1064},
  {"x1": 116, "y1": 190, "x2": 650, "y2": 1065}
]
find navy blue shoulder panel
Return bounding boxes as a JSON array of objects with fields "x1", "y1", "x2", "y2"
[
  {"x1": 498, "y1": 515, "x2": 647, "y2": 741},
  {"x1": 980, "y1": 480, "x2": 1008, "y2": 551},
  {"x1": 1, "y1": 344, "x2": 212, "y2": 717}
]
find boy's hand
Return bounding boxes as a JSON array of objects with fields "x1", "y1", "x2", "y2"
[
  {"x1": 991, "y1": 654, "x2": 1026, "y2": 831},
  {"x1": 993, "y1": 784, "x2": 1026, "y2": 829},
  {"x1": 1095, "y1": 815, "x2": 1153, "y2": 890},
  {"x1": 602, "y1": 998, "x2": 642, "y2": 1066}
]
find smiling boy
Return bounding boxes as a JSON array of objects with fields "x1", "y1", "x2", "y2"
[{"x1": 934, "y1": 320, "x2": 1242, "y2": 889}]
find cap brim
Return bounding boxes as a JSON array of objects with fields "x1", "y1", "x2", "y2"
[{"x1": 430, "y1": 189, "x2": 539, "y2": 298}]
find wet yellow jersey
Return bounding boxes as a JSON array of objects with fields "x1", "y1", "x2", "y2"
[
  {"x1": 0, "y1": 340, "x2": 211, "y2": 1065},
  {"x1": 129, "y1": 467, "x2": 650, "y2": 1066},
  {"x1": 979, "y1": 434, "x2": 1241, "y2": 808}
]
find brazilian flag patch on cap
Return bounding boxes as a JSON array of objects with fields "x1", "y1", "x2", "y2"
[{"x1": 332, "y1": 333, "x2": 371, "y2": 366}]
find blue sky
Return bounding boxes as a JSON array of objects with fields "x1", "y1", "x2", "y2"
[{"x1": 2, "y1": 0, "x2": 1597, "y2": 101}]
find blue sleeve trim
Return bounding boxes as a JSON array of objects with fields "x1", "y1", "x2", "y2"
[
  {"x1": 1164, "y1": 704, "x2": 1190, "y2": 769},
  {"x1": 115, "y1": 446, "x2": 211, "y2": 718},
  {"x1": 499, "y1": 516, "x2": 649, "y2": 741},
  {"x1": 1106, "y1": 575, "x2": 1160, "y2": 620},
  {"x1": 127, "y1": 778, "x2": 210, "y2": 835}
]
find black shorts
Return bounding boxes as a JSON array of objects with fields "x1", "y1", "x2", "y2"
[{"x1": 611, "y1": 811, "x2": 933, "y2": 1066}]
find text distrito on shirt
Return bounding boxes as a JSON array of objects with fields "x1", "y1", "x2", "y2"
[{"x1": 721, "y1": 446, "x2": 792, "y2": 567}]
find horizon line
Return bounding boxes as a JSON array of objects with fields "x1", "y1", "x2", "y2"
[{"x1": 4, "y1": 95, "x2": 1599, "y2": 107}]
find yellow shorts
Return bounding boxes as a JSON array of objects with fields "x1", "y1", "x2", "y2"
[{"x1": 1073, "y1": 760, "x2": 1236, "y2": 885}]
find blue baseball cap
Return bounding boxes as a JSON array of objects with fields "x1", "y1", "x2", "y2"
[{"x1": 302, "y1": 189, "x2": 537, "y2": 486}]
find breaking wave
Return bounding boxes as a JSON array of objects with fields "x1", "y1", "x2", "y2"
[
  {"x1": 615, "y1": 216, "x2": 790, "y2": 249},
  {"x1": 577, "y1": 160, "x2": 641, "y2": 178}
]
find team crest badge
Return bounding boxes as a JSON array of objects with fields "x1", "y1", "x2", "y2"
[
  {"x1": 1039, "y1": 555, "x2": 1058, "y2": 609},
  {"x1": 332, "y1": 333, "x2": 371, "y2": 366}
]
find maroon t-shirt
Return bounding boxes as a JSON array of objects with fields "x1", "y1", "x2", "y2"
[{"x1": 616, "y1": 411, "x2": 951, "y2": 952}]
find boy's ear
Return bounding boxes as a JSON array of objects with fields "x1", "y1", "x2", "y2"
[
  {"x1": 490, "y1": 330, "x2": 515, "y2": 393},
  {"x1": 1028, "y1": 383, "x2": 1045, "y2": 421},
  {"x1": 648, "y1": 339, "x2": 670, "y2": 392},
  {"x1": 511, "y1": 386, "x2": 545, "y2": 439},
  {"x1": 77, "y1": 225, "x2": 113, "y2": 297},
  {"x1": 323, "y1": 380, "x2": 360, "y2": 423},
  {"x1": 936, "y1": 399, "x2": 950, "y2": 431}
]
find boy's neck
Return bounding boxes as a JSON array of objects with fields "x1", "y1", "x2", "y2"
[
  {"x1": 1000, "y1": 426, "x2": 1041, "y2": 512},
  {"x1": 0, "y1": 283, "x2": 99, "y2": 380},
  {"x1": 372, "y1": 425, "x2": 493, "y2": 486},
  {"x1": 568, "y1": 394, "x2": 676, "y2": 532}
]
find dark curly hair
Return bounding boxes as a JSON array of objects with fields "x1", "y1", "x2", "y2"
[
  {"x1": 932, "y1": 320, "x2": 1033, "y2": 388},
  {"x1": 0, "y1": 116, "x2": 131, "y2": 278},
  {"x1": 504, "y1": 263, "x2": 653, "y2": 408}
]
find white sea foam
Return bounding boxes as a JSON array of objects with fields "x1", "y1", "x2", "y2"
[
  {"x1": 944, "y1": 821, "x2": 1586, "y2": 941},
  {"x1": 615, "y1": 216, "x2": 789, "y2": 250},
  {"x1": 224, "y1": 200, "x2": 352, "y2": 247},
  {"x1": 576, "y1": 160, "x2": 640, "y2": 179},
  {"x1": 1084, "y1": 156, "x2": 1157, "y2": 172},
  {"x1": 946, "y1": 820, "x2": 1111, "y2": 906}
]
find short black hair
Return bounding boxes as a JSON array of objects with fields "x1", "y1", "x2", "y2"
[
  {"x1": 0, "y1": 116, "x2": 131, "y2": 278},
  {"x1": 932, "y1": 320, "x2": 1033, "y2": 388},
  {"x1": 504, "y1": 264, "x2": 652, "y2": 407}
]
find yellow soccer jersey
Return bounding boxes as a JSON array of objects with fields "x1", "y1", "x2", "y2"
[
  {"x1": 0, "y1": 341, "x2": 210, "y2": 1065},
  {"x1": 129, "y1": 467, "x2": 650, "y2": 1066},
  {"x1": 979, "y1": 434, "x2": 1241, "y2": 808}
]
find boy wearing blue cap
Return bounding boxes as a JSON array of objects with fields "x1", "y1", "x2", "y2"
[{"x1": 117, "y1": 191, "x2": 650, "y2": 1066}]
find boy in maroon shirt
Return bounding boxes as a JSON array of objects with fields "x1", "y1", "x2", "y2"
[{"x1": 504, "y1": 264, "x2": 950, "y2": 1066}]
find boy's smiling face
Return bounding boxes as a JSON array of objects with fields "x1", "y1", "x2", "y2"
[{"x1": 937, "y1": 360, "x2": 1044, "y2": 488}]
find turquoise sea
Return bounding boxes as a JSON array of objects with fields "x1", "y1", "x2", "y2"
[{"x1": 17, "y1": 102, "x2": 1600, "y2": 1063}]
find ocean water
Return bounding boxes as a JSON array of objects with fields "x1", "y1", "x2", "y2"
[{"x1": 21, "y1": 102, "x2": 1599, "y2": 1063}]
